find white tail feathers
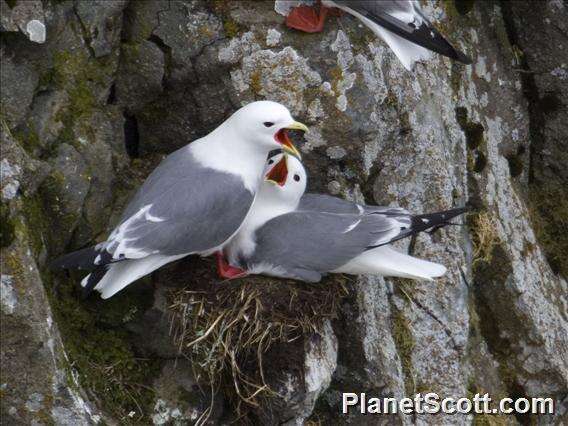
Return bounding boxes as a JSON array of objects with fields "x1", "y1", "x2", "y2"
[
  {"x1": 339, "y1": 8, "x2": 433, "y2": 71},
  {"x1": 82, "y1": 254, "x2": 186, "y2": 299},
  {"x1": 367, "y1": 23, "x2": 433, "y2": 70},
  {"x1": 335, "y1": 246, "x2": 447, "y2": 281}
]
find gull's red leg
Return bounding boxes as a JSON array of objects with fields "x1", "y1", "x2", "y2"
[
  {"x1": 215, "y1": 251, "x2": 247, "y2": 280},
  {"x1": 286, "y1": 1, "x2": 330, "y2": 33}
]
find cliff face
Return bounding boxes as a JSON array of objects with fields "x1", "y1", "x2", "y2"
[{"x1": 1, "y1": 1, "x2": 566, "y2": 425}]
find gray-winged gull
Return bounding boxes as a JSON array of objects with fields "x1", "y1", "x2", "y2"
[
  {"x1": 51, "y1": 101, "x2": 308, "y2": 299},
  {"x1": 283, "y1": 0, "x2": 472, "y2": 70},
  {"x1": 219, "y1": 153, "x2": 467, "y2": 281}
]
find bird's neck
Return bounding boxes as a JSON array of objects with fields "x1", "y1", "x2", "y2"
[
  {"x1": 249, "y1": 194, "x2": 297, "y2": 231},
  {"x1": 189, "y1": 129, "x2": 267, "y2": 193},
  {"x1": 226, "y1": 194, "x2": 298, "y2": 264}
]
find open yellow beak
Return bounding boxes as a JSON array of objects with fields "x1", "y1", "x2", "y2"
[
  {"x1": 277, "y1": 121, "x2": 308, "y2": 159},
  {"x1": 286, "y1": 121, "x2": 309, "y2": 133}
]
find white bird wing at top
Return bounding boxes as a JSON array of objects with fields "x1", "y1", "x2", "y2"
[
  {"x1": 329, "y1": 0, "x2": 472, "y2": 66},
  {"x1": 245, "y1": 211, "x2": 401, "y2": 282},
  {"x1": 98, "y1": 146, "x2": 255, "y2": 264}
]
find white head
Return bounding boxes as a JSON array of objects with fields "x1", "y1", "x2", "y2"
[
  {"x1": 224, "y1": 152, "x2": 308, "y2": 264},
  {"x1": 260, "y1": 152, "x2": 307, "y2": 209},
  {"x1": 225, "y1": 101, "x2": 307, "y2": 158}
]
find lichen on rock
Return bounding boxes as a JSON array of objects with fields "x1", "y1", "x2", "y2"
[{"x1": 1, "y1": 0, "x2": 567, "y2": 424}]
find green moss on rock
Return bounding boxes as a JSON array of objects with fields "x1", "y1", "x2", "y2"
[
  {"x1": 391, "y1": 305, "x2": 415, "y2": 395},
  {"x1": 49, "y1": 49, "x2": 115, "y2": 146},
  {"x1": 0, "y1": 202, "x2": 16, "y2": 248},
  {"x1": 212, "y1": 0, "x2": 241, "y2": 39},
  {"x1": 45, "y1": 271, "x2": 160, "y2": 423},
  {"x1": 21, "y1": 194, "x2": 49, "y2": 257},
  {"x1": 12, "y1": 124, "x2": 42, "y2": 155},
  {"x1": 528, "y1": 182, "x2": 568, "y2": 276}
]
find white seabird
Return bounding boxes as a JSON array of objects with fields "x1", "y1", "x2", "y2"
[
  {"x1": 284, "y1": 0, "x2": 472, "y2": 70},
  {"x1": 51, "y1": 101, "x2": 308, "y2": 299},
  {"x1": 221, "y1": 153, "x2": 467, "y2": 282}
]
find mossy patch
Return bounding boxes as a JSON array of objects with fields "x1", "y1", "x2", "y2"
[
  {"x1": 0, "y1": 202, "x2": 16, "y2": 248},
  {"x1": 439, "y1": 0, "x2": 478, "y2": 33},
  {"x1": 527, "y1": 181, "x2": 568, "y2": 276},
  {"x1": 50, "y1": 49, "x2": 114, "y2": 147},
  {"x1": 12, "y1": 124, "x2": 42, "y2": 155},
  {"x1": 223, "y1": 20, "x2": 240, "y2": 39},
  {"x1": 470, "y1": 242, "x2": 538, "y2": 425},
  {"x1": 467, "y1": 381, "x2": 509, "y2": 426},
  {"x1": 211, "y1": 0, "x2": 241, "y2": 39},
  {"x1": 37, "y1": 68, "x2": 57, "y2": 92},
  {"x1": 45, "y1": 271, "x2": 160, "y2": 423},
  {"x1": 20, "y1": 193, "x2": 50, "y2": 257},
  {"x1": 249, "y1": 70, "x2": 263, "y2": 95},
  {"x1": 37, "y1": 171, "x2": 79, "y2": 252},
  {"x1": 450, "y1": 63, "x2": 464, "y2": 97},
  {"x1": 390, "y1": 302, "x2": 415, "y2": 396}
]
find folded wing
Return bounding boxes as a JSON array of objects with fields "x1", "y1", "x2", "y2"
[{"x1": 246, "y1": 211, "x2": 401, "y2": 281}]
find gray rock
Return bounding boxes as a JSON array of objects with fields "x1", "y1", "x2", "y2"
[
  {"x1": 151, "y1": 0, "x2": 222, "y2": 67},
  {"x1": 1, "y1": 0, "x2": 566, "y2": 424},
  {"x1": 0, "y1": 53, "x2": 38, "y2": 128},
  {"x1": 27, "y1": 90, "x2": 70, "y2": 150},
  {"x1": 41, "y1": 144, "x2": 90, "y2": 254},
  {"x1": 115, "y1": 40, "x2": 165, "y2": 112},
  {"x1": 0, "y1": 233, "x2": 99, "y2": 425},
  {"x1": 75, "y1": 0, "x2": 128, "y2": 57},
  {"x1": 0, "y1": 0, "x2": 45, "y2": 43},
  {"x1": 0, "y1": 274, "x2": 17, "y2": 314}
]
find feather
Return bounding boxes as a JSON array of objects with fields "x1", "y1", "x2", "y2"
[{"x1": 336, "y1": 246, "x2": 447, "y2": 280}]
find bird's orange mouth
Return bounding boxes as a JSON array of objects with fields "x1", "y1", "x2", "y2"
[
  {"x1": 265, "y1": 155, "x2": 288, "y2": 187},
  {"x1": 274, "y1": 129, "x2": 300, "y2": 157}
]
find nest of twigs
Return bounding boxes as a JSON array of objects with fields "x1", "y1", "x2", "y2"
[{"x1": 168, "y1": 265, "x2": 349, "y2": 423}]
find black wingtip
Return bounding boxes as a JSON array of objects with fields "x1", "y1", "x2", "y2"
[
  {"x1": 445, "y1": 206, "x2": 471, "y2": 216},
  {"x1": 364, "y1": 206, "x2": 469, "y2": 250},
  {"x1": 80, "y1": 266, "x2": 108, "y2": 300},
  {"x1": 49, "y1": 246, "x2": 108, "y2": 271},
  {"x1": 454, "y1": 49, "x2": 473, "y2": 65}
]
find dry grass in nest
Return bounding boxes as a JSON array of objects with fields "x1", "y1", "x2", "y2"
[
  {"x1": 168, "y1": 274, "x2": 349, "y2": 423},
  {"x1": 471, "y1": 211, "x2": 500, "y2": 265}
]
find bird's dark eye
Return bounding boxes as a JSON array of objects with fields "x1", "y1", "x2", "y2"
[
  {"x1": 263, "y1": 122, "x2": 274, "y2": 127},
  {"x1": 293, "y1": 174, "x2": 300, "y2": 182},
  {"x1": 268, "y1": 159, "x2": 274, "y2": 164}
]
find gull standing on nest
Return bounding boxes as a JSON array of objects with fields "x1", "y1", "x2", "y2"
[{"x1": 51, "y1": 102, "x2": 308, "y2": 299}]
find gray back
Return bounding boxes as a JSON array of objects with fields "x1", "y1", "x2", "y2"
[{"x1": 108, "y1": 146, "x2": 254, "y2": 257}]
